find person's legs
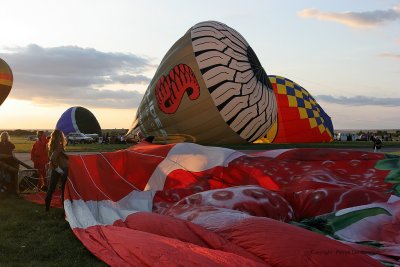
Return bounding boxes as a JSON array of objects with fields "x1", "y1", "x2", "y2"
[
  {"x1": 60, "y1": 167, "x2": 68, "y2": 206},
  {"x1": 45, "y1": 170, "x2": 60, "y2": 211},
  {"x1": 35, "y1": 164, "x2": 46, "y2": 189},
  {"x1": 9, "y1": 158, "x2": 19, "y2": 194},
  {"x1": 38, "y1": 165, "x2": 46, "y2": 189}
]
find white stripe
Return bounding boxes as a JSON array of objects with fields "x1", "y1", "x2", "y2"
[
  {"x1": 144, "y1": 143, "x2": 245, "y2": 191},
  {"x1": 388, "y1": 195, "x2": 400, "y2": 203},
  {"x1": 335, "y1": 202, "x2": 392, "y2": 217},
  {"x1": 71, "y1": 107, "x2": 79, "y2": 133},
  {"x1": 126, "y1": 149, "x2": 166, "y2": 160},
  {"x1": 65, "y1": 189, "x2": 155, "y2": 229}
]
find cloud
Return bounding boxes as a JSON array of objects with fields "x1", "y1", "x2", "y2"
[
  {"x1": 0, "y1": 44, "x2": 155, "y2": 109},
  {"x1": 298, "y1": 5, "x2": 400, "y2": 28},
  {"x1": 316, "y1": 95, "x2": 400, "y2": 106},
  {"x1": 378, "y1": 52, "x2": 400, "y2": 60}
]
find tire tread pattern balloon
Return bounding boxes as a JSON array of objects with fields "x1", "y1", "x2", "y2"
[{"x1": 190, "y1": 21, "x2": 277, "y2": 142}]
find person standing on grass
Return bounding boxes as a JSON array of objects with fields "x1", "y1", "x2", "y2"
[
  {"x1": 30, "y1": 130, "x2": 49, "y2": 190},
  {"x1": 373, "y1": 136, "x2": 382, "y2": 153},
  {"x1": 0, "y1": 131, "x2": 15, "y2": 157},
  {"x1": 45, "y1": 129, "x2": 68, "y2": 212},
  {"x1": 0, "y1": 132, "x2": 19, "y2": 193},
  {"x1": 0, "y1": 131, "x2": 18, "y2": 193}
]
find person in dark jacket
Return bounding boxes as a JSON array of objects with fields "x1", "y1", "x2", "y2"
[
  {"x1": 0, "y1": 131, "x2": 18, "y2": 193},
  {"x1": 373, "y1": 136, "x2": 382, "y2": 152}
]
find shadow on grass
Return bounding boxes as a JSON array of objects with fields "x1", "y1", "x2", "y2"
[{"x1": 0, "y1": 194, "x2": 107, "y2": 267}]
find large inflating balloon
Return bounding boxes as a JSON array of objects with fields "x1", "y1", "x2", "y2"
[
  {"x1": 55, "y1": 106, "x2": 101, "y2": 136},
  {"x1": 129, "y1": 21, "x2": 277, "y2": 145},
  {"x1": 0, "y1": 58, "x2": 13, "y2": 106},
  {"x1": 255, "y1": 75, "x2": 334, "y2": 143}
]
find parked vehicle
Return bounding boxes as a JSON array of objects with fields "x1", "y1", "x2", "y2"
[
  {"x1": 356, "y1": 134, "x2": 369, "y2": 141},
  {"x1": 336, "y1": 133, "x2": 357, "y2": 141},
  {"x1": 67, "y1": 132, "x2": 94, "y2": 144},
  {"x1": 84, "y1": 133, "x2": 100, "y2": 143},
  {"x1": 27, "y1": 135, "x2": 38, "y2": 141}
]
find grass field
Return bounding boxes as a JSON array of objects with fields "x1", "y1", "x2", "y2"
[
  {"x1": 10, "y1": 136, "x2": 400, "y2": 154},
  {"x1": 0, "y1": 194, "x2": 107, "y2": 267},
  {"x1": 11, "y1": 136, "x2": 131, "y2": 153},
  {"x1": 3, "y1": 137, "x2": 140, "y2": 266}
]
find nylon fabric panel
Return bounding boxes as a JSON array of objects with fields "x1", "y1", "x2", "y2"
[
  {"x1": 165, "y1": 206, "x2": 382, "y2": 266},
  {"x1": 216, "y1": 217, "x2": 383, "y2": 267},
  {"x1": 257, "y1": 75, "x2": 333, "y2": 143},
  {"x1": 73, "y1": 217, "x2": 268, "y2": 267},
  {"x1": 55, "y1": 108, "x2": 76, "y2": 135},
  {"x1": 66, "y1": 144, "x2": 173, "y2": 201},
  {"x1": 114, "y1": 212, "x2": 265, "y2": 264},
  {"x1": 0, "y1": 58, "x2": 13, "y2": 105}
]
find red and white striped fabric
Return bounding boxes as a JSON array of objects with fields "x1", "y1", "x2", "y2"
[{"x1": 64, "y1": 142, "x2": 395, "y2": 266}]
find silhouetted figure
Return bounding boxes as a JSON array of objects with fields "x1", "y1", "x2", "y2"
[
  {"x1": 106, "y1": 132, "x2": 110, "y2": 144},
  {"x1": 0, "y1": 131, "x2": 18, "y2": 194},
  {"x1": 45, "y1": 129, "x2": 69, "y2": 212},
  {"x1": 372, "y1": 136, "x2": 382, "y2": 152},
  {"x1": 31, "y1": 130, "x2": 49, "y2": 189},
  {"x1": 144, "y1": 136, "x2": 155, "y2": 143}
]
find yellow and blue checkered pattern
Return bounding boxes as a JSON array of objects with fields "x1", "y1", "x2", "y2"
[{"x1": 269, "y1": 75, "x2": 333, "y2": 137}]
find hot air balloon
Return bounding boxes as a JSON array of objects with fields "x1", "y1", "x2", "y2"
[
  {"x1": 0, "y1": 58, "x2": 13, "y2": 106},
  {"x1": 128, "y1": 21, "x2": 277, "y2": 145},
  {"x1": 55, "y1": 106, "x2": 102, "y2": 136},
  {"x1": 255, "y1": 75, "x2": 334, "y2": 143}
]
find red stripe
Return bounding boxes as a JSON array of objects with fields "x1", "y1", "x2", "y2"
[
  {"x1": 0, "y1": 73, "x2": 12, "y2": 80},
  {"x1": 65, "y1": 143, "x2": 175, "y2": 201}
]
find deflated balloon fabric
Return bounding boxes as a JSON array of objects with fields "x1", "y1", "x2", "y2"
[{"x1": 60, "y1": 142, "x2": 400, "y2": 266}]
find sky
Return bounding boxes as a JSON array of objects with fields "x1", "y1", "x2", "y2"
[{"x1": 0, "y1": 0, "x2": 399, "y2": 130}]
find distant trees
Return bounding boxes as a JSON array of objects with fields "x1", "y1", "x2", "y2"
[
  {"x1": 335, "y1": 129, "x2": 400, "y2": 142},
  {"x1": 3, "y1": 129, "x2": 36, "y2": 136},
  {"x1": 376, "y1": 130, "x2": 387, "y2": 137}
]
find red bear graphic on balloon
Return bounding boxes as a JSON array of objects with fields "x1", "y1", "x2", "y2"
[{"x1": 155, "y1": 64, "x2": 201, "y2": 114}]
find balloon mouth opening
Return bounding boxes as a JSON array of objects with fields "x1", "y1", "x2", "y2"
[{"x1": 247, "y1": 46, "x2": 272, "y2": 90}]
